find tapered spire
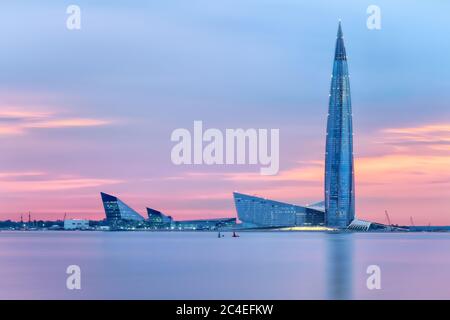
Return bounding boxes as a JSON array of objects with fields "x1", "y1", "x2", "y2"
[
  {"x1": 325, "y1": 21, "x2": 355, "y2": 228},
  {"x1": 337, "y1": 20, "x2": 343, "y2": 38},
  {"x1": 334, "y1": 21, "x2": 347, "y2": 61}
]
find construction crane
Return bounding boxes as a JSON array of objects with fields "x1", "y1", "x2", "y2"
[{"x1": 385, "y1": 210, "x2": 392, "y2": 226}]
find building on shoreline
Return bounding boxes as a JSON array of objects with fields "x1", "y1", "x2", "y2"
[
  {"x1": 97, "y1": 23, "x2": 387, "y2": 232},
  {"x1": 324, "y1": 21, "x2": 355, "y2": 228},
  {"x1": 147, "y1": 207, "x2": 173, "y2": 228},
  {"x1": 64, "y1": 219, "x2": 90, "y2": 230},
  {"x1": 101, "y1": 192, "x2": 145, "y2": 222},
  {"x1": 233, "y1": 22, "x2": 375, "y2": 231},
  {"x1": 173, "y1": 218, "x2": 236, "y2": 231},
  {"x1": 100, "y1": 192, "x2": 236, "y2": 230},
  {"x1": 233, "y1": 193, "x2": 324, "y2": 228}
]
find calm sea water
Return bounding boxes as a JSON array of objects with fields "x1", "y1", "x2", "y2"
[{"x1": 0, "y1": 231, "x2": 449, "y2": 299}]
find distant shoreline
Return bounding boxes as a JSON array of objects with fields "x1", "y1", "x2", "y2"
[{"x1": 1, "y1": 229, "x2": 450, "y2": 234}]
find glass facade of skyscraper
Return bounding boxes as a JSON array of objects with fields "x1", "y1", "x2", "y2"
[{"x1": 324, "y1": 22, "x2": 355, "y2": 228}]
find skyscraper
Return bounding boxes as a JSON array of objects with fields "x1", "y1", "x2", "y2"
[{"x1": 325, "y1": 22, "x2": 355, "y2": 228}]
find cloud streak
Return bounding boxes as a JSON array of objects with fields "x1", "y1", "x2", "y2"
[
  {"x1": 0, "y1": 171, "x2": 122, "y2": 192},
  {"x1": 381, "y1": 123, "x2": 450, "y2": 148},
  {"x1": 0, "y1": 108, "x2": 113, "y2": 136}
]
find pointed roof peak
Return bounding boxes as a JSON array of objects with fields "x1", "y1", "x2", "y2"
[
  {"x1": 334, "y1": 21, "x2": 347, "y2": 60},
  {"x1": 337, "y1": 20, "x2": 343, "y2": 39}
]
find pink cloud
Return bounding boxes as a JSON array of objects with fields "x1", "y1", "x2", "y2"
[
  {"x1": 0, "y1": 172, "x2": 122, "y2": 192},
  {"x1": 0, "y1": 108, "x2": 113, "y2": 136}
]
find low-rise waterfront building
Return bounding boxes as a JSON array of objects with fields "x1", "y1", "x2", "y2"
[
  {"x1": 233, "y1": 192, "x2": 325, "y2": 228},
  {"x1": 64, "y1": 219, "x2": 89, "y2": 230}
]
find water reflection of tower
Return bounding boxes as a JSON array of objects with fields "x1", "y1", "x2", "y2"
[{"x1": 326, "y1": 233, "x2": 353, "y2": 300}]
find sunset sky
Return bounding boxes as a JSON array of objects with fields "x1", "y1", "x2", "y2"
[{"x1": 1, "y1": 1, "x2": 450, "y2": 225}]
